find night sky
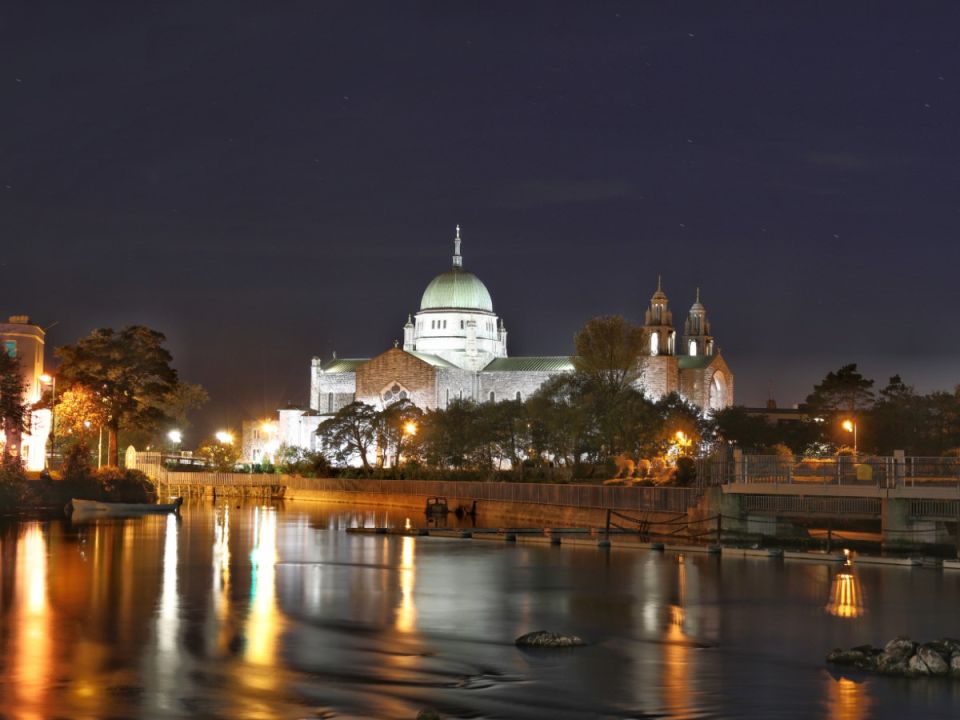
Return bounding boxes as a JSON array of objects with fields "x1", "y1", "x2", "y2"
[{"x1": 3, "y1": 2, "x2": 960, "y2": 438}]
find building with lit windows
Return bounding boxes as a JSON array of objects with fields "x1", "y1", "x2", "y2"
[
  {"x1": 0, "y1": 315, "x2": 51, "y2": 471},
  {"x1": 267, "y1": 227, "x2": 733, "y2": 454}
]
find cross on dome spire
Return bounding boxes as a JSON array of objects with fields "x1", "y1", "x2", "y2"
[{"x1": 453, "y1": 224, "x2": 463, "y2": 268}]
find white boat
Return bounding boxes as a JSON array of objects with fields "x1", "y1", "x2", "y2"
[{"x1": 70, "y1": 497, "x2": 183, "y2": 514}]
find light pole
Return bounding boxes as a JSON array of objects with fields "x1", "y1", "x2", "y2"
[
  {"x1": 39, "y1": 373, "x2": 55, "y2": 470},
  {"x1": 167, "y1": 429, "x2": 183, "y2": 458},
  {"x1": 842, "y1": 419, "x2": 857, "y2": 456}
]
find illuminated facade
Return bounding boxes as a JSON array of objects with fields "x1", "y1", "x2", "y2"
[
  {"x1": 0, "y1": 315, "x2": 51, "y2": 471},
  {"x1": 268, "y1": 228, "x2": 734, "y2": 454}
]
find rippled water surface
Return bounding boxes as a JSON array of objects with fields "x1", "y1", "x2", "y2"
[{"x1": 1, "y1": 500, "x2": 959, "y2": 719}]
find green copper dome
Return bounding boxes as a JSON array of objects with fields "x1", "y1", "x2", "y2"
[{"x1": 420, "y1": 267, "x2": 493, "y2": 312}]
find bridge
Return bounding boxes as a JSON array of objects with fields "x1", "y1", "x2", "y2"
[{"x1": 706, "y1": 450, "x2": 960, "y2": 548}]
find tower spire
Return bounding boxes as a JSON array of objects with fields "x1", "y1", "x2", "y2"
[{"x1": 452, "y1": 224, "x2": 463, "y2": 268}]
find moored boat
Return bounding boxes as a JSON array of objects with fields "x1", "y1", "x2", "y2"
[{"x1": 69, "y1": 497, "x2": 184, "y2": 515}]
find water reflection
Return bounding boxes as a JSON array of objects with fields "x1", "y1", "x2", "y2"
[
  {"x1": 826, "y1": 675, "x2": 871, "y2": 720},
  {"x1": 662, "y1": 555, "x2": 694, "y2": 718},
  {"x1": 245, "y1": 506, "x2": 281, "y2": 673},
  {"x1": 395, "y1": 535, "x2": 417, "y2": 633},
  {"x1": 826, "y1": 571, "x2": 864, "y2": 619},
  {"x1": 1, "y1": 504, "x2": 959, "y2": 719},
  {"x1": 14, "y1": 524, "x2": 51, "y2": 719}
]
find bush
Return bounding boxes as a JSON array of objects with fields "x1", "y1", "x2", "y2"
[
  {"x1": 672, "y1": 456, "x2": 697, "y2": 486},
  {"x1": 62, "y1": 442, "x2": 93, "y2": 481},
  {"x1": 94, "y1": 468, "x2": 157, "y2": 503},
  {"x1": 0, "y1": 462, "x2": 29, "y2": 512}
]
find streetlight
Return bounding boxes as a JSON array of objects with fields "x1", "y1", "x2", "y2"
[
  {"x1": 215, "y1": 430, "x2": 234, "y2": 445},
  {"x1": 260, "y1": 421, "x2": 278, "y2": 463},
  {"x1": 842, "y1": 419, "x2": 857, "y2": 456},
  {"x1": 168, "y1": 429, "x2": 183, "y2": 448},
  {"x1": 403, "y1": 421, "x2": 418, "y2": 437},
  {"x1": 39, "y1": 373, "x2": 55, "y2": 469}
]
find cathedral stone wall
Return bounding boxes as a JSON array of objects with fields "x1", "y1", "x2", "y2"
[
  {"x1": 679, "y1": 367, "x2": 708, "y2": 407},
  {"x1": 355, "y1": 349, "x2": 438, "y2": 409},
  {"x1": 311, "y1": 371, "x2": 357, "y2": 413},
  {"x1": 638, "y1": 357, "x2": 680, "y2": 400},
  {"x1": 478, "y1": 371, "x2": 562, "y2": 403},
  {"x1": 436, "y1": 367, "x2": 479, "y2": 407}
]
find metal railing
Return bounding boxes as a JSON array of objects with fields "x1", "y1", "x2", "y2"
[{"x1": 723, "y1": 454, "x2": 960, "y2": 489}]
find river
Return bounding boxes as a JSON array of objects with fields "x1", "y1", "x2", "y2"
[{"x1": 0, "y1": 500, "x2": 957, "y2": 719}]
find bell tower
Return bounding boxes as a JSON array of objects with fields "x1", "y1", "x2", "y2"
[
  {"x1": 643, "y1": 276, "x2": 675, "y2": 356},
  {"x1": 682, "y1": 288, "x2": 714, "y2": 356}
]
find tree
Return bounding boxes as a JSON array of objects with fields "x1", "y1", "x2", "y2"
[
  {"x1": 656, "y1": 392, "x2": 713, "y2": 455},
  {"x1": 56, "y1": 326, "x2": 179, "y2": 467},
  {"x1": 419, "y1": 399, "x2": 481, "y2": 469},
  {"x1": 572, "y1": 315, "x2": 645, "y2": 397},
  {"x1": 871, "y1": 376, "x2": 923, "y2": 454},
  {"x1": 316, "y1": 401, "x2": 379, "y2": 473},
  {"x1": 0, "y1": 351, "x2": 27, "y2": 464},
  {"x1": 380, "y1": 399, "x2": 424, "y2": 475},
  {"x1": 55, "y1": 385, "x2": 109, "y2": 439},
  {"x1": 526, "y1": 374, "x2": 598, "y2": 470},
  {"x1": 197, "y1": 439, "x2": 241, "y2": 473},
  {"x1": 152, "y1": 382, "x2": 209, "y2": 431},
  {"x1": 804, "y1": 364, "x2": 875, "y2": 417},
  {"x1": 474, "y1": 399, "x2": 528, "y2": 472},
  {"x1": 714, "y1": 405, "x2": 775, "y2": 451}
]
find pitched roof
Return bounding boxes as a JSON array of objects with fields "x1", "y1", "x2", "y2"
[
  {"x1": 321, "y1": 358, "x2": 368, "y2": 373},
  {"x1": 677, "y1": 355, "x2": 717, "y2": 370},
  {"x1": 406, "y1": 351, "x2": 458, "y2": 368},
  {"x1": 483, "y1": 356, "x2": 576, "y2": 372}
]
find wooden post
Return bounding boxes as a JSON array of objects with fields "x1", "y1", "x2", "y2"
[
  {"x1": 826, "y1": 521, "x2": 833, "y2": 554},
  {"x1": 716, "y1": 513, "x2": 722, "y2": 544}
]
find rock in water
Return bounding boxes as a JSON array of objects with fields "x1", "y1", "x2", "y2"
[
  {"x1": 826, "y1": 647, "x2": 878, "y2": 670},
  {"x1": 515, "y1": 630, "x2": 585, "y2": 647},
  {"x1": 908, "y1": 654, "x2": 931, "y2": 676},
  {"x1": 950, "y1": 655, "x2": 960, "y2": 678},
  {"x1": 918, "y1": 645, "x2": 949, "y2": 675},
  {"x1": 416, "y1": 709, "x2": 442, "y2": 720},
  {"x1": 884, "y1": 636, "x2": 916, "y2": 658}
]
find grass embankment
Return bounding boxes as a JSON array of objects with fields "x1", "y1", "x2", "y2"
[{"x1": 0, "y1": 465, "x2": 157, "y2": 517}]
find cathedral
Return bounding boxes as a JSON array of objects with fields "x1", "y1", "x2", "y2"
[{"x1": 271, "y1": 227, "x2": 733, "y2": 454}]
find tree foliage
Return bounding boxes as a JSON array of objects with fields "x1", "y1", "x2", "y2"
[
  {"x1": 316, "y1": 401, "x2": 379, "y2": 473},
  {"x1": 0, "y1": 351, "x2": 27, "y2": 463},
  {"x1": 197, "y1": 439, "x2": 241, "y2": 473},
  {"x1": 56, "y1": 326, "x2": 180, "y2": 466},
  {"x1": 572, "y1": 315, "x2": 646, "y2": 397},
  {"x1": 804, "y1": 363, "x2": 875, "y2": 416}
]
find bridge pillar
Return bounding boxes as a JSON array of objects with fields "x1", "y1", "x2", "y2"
[{"x1": 882, "y1": 497, "x2": 951, "y2": 549}]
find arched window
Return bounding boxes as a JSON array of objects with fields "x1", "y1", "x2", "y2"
[
  {"x1": 446, "y1": 388, "x2": 450, "y2": 407},
  {"x1": 489, "y1": 391, "x2": 495, "y2": 403},
  {"x1": 689, "y1": 339, "x2": 697, "y2": 356},
  {"x1": 516, "y1": 391, "x2": 521, "y2": 401},
  {"x1": 709, "y1": 371, "x2": 727, "y2": 411},
  {"x1": 382, "y1": 382, "x2": 409, "y2": 405},
  {"x1": 327, "y1": 392, "x2": 333, "y2": 412},
  {"x1": 650, "y1": 332, "x2": 659, "y2": 356}
]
